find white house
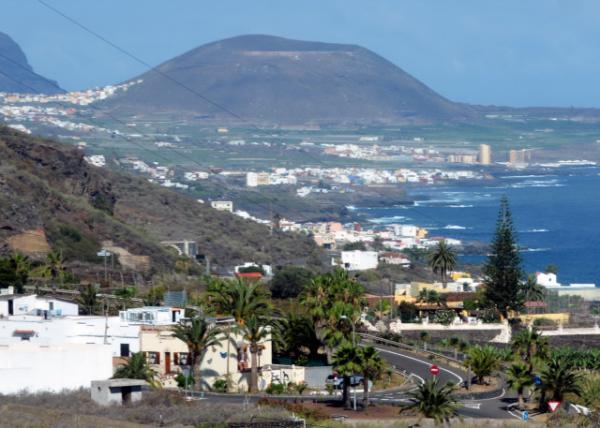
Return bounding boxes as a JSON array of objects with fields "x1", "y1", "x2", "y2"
[
  {"x1": 339, "y1": 250, "x2": 379, "y2": 271},
  {"x1": 0, "y1": 294, "x2": 78, "y2": 318},
  {"x1": 119, "y1": 306, "x2": 183, "y2": 326},
  {"x1": 211, "y1": 200, "x2": 233, "y2": 213},
  {"x1": 536, "y1": 272, "x2": 560, "y2": 288},
  {"x1": 0, "y1": 342, "x2": 112, "y2": 394}
]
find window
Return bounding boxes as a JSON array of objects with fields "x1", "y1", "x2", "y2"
[
  {"x1": 120, "y1": 343, "x2": 130, "y2": 357},
  {"x1": 147, "y1": 351, "x2": 160, "y2": 364},
  {"x1": 177, "y1": 352, "x2": 189, "y2": 366}
]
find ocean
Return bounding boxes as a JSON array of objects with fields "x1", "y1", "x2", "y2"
[{"x1": 358, "y1": 167, "x2": 600, "y2": 285}]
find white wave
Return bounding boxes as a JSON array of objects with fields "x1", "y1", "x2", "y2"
[
  {"x1": 447, "y1": 204, "x2": 474, "y2": 208},
  {"x1": 520, "y1": 248, "x2": 551, "y2": 253},
  {"x1": 503, "y1": 175, "x2": 556, "y2": 179},
  {"x1": 510, "y1": 179, "x2": 564, "y2": 189},
  {"x1": 346, "y1": 205, "x2": 357, "y2": 210},
  {"x1": 521, "y1": 228, "x2": 549, "y2": 233},
  {"x1": 443, "y1": 225, "x2": 468, "y2": 230},
  {"x1": 368, "y1": 215, "x2": 409, "y2": 224}
]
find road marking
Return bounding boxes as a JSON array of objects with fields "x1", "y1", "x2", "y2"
[
  {"x1": 461, "y1": 402, "x2": 481, "y2": 410},
  {"x1": 375, "y1": 347, "x2": 464, "y2": 384}
]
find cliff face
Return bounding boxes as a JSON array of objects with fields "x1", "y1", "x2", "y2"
[
  {"x1": 0, "y1": 126, "x2": 319, "y2": 270},
  {"x1": 0, "y1": 32, "x2": 64, "y2": 94},
  {"x1": 105, "y1": 34, "x2": 474, "y2": 124}
]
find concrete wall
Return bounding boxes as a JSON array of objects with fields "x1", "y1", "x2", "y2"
[
  {"x1": 0, "y1": 342, "x2": 113, "y2": 394},
  {"x1": 0, "y1": 316, "x2": 141, "y2": 358}
]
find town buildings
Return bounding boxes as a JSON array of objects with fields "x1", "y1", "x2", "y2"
[{"x1": 479, "y1": 144, "x2": 491, "y2": 165}]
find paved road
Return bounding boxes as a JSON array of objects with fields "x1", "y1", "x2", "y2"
[{"x1": 371, "y1": 343, "x2": 517, "y2": 420}]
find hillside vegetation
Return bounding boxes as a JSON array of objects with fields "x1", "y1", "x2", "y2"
[{"x1": 0, "y1": 126, "x2": 319, "y2": 272}]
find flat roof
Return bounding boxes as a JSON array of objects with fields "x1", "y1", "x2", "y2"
[{"x1": 92, "y1": 379, "x2": 148, "y2": 388}]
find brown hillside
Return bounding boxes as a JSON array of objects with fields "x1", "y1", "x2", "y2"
[{"x1": 0, "y1": 125, "x2": 319, "y2": 272}]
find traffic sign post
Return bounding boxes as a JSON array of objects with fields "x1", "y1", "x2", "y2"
[
  {"x1": 429, "y1": 364, "x2": 440, "y2": 376},
  {"x1": 522, "y1": 410, "x2": 529, "y2": 421},
  {"x1": 548, "y1": 401, "x2": 561, "y2": 412}
]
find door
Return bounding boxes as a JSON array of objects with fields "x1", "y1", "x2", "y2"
[
  {"x1": 120, "y1": 343, "x2": 130, "y2": 357},
  {"x1": 121, "y1": 386, "x2": 132, "y2": 404},
  {"x1": 8, "y1": 299, "x2": 13, "y2": 315},
  {"x1": 165, "y1": 352, "x2": 171, "y2": 374}
]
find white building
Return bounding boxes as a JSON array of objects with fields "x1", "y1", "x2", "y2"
[
  {"x1": 339, "y1": 250, "x2": 379, "y2": 271},
  {"x1": 246, "y1": 172, "x2": 258, "y2": 187},
  {"x1": 536, "y1": 272, "x2": 560, "y2": 288},
  {"x1": 0, "y1": 342, "x2": 112, "y2": 394},
  {"x1": 119, "y1": 306, "x2": 183, "y2": 326},
  {"x1": 211, "y1": 200, "x2": 233, "y2": 213},
  {"x1": 0, "y1": 294, "x2": 78, "y2": 317}
]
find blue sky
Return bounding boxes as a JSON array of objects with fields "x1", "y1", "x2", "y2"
[{"x1": 2, "y1": 0, "x2": 599, "y2": 107}]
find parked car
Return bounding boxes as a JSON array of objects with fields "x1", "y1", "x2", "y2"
[{"x1": 325, "y1": 374, "x2": 365, "y2": 389}]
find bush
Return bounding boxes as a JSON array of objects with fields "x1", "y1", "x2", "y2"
[
  {"x1": 175, "y1": 373, "x2": 195, "y2": 388},
  {"x1": 398, "y1": 302, "x2": 418, "y2": 323},
  {"x1": 269, "y1": 266, "x2": 314, "y2": 299},
  {"x1": 265, "y1": 383, "x2": 285, "y2": 395},
  {"x1": 478, "y1": 308, "x2": 501, "y2": 323},
  {"x1": 533, "y1": 317, "x2": 557, "y2": 327},
  {"x1": 432, "y1": 310, "x2": 456, "y2": 325},
  {"x1": 212, "y1": 378, "x2": 228, "y2": 393}
]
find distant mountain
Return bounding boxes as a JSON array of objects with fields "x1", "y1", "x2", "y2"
[
  {"x1": 105, "y1": 34, "x2": 474, "y2": 124},
  {"x1": 0, "y1": 32, "x2": 63, "y2": 94},
  {"x1": 0, "y1": 125, "x2": 319, "y2": 273}
]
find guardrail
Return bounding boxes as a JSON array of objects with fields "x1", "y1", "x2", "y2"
[{"x1": 359, "y1": 332, "x2": 465, "y2": 365}]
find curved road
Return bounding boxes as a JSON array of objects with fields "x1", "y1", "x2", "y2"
[{"x1": 371, "y1": 343, "x2": 517, "y2": 419}]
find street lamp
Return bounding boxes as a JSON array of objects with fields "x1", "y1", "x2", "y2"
[{"x1": 340, "y1": 315, "x2": 356, "y2": 347}]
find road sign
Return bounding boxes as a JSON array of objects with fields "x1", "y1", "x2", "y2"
[
  {"x1": 522, "y1": 411, "x2": 529, "y2": 421},
  {"x1": 548, "y1": 400, "x2": 561, "y2": 412},
  {"x1": 430, "y1": 364, "x2": 440, "y2": 376},
  {"x1": 534, "y1": 375, "x2": 542, "y2": 386}
]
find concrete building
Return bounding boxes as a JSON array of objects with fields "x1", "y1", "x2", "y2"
[
  {"x1": 140, "y1": 318, "x2": 273, "y2": 391},
  {"x1": 339, "y1": 250, "x2": 379, "y2": 271},
  {"x1": 479, "y1": 144, "x2": 491, "y2": 165},
  {"x1": 0, "y1": 294, "x2": 78, "y2": 317},
  {"x1": 0, "y1": 342, "x2": 112, "y2": 394},
  {"x1": 91, "y1": 379, "x2": 147, "y2": 406},
  {"x1": 119, "y1": 306, "x2": 183, "y2": 326},
  {"x1": 536, "y1": 272, "x2": 560, "y2": 288},
  {"x1": 246, "y1": 172, "x2": 258, "y2": 187},
  {"x1": 211, "y1": 200, "x2": 233, "y2": 213}
]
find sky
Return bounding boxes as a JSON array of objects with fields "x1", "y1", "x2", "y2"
[{"x1": 2, "y1": 0, "x2": 600, "y2": 107}]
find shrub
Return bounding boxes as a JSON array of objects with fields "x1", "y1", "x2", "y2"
[
  {"x1": 269, "y1": 266, "x2": 314, "y2": 299},
  {"x1": 432, "y1": 310, "x2": 456, "y2": 325},
  {"x1": 212, "y1": 378, "x2": 228, "y2": 393},
  {"x1": 479, "y1": 308, "x2": 501, "y2": 323},
  {"x1": 533, "y1": 317, "x2": 557, "y2": 328},
  {"x1": 265, "y1": 383, "x2": 285, "y2": 395},
  {"x1": 175, "y1": 373, "x2": 195, "y2": 388}
]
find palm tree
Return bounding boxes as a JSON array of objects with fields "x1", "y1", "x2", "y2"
[
  {"x1": 465, "y1": 345, "x2": 501, "y2": 384},
  {"x1": 521, "y1": 274, "x2": 545, "y2": 302},
  {"x1": 358, "y1": 346, "x2": 384, "y2": 408},
  {"x1": 402, "y1": 378, "x2": 459, "y2": 425},
  {"x1": 373, "y1": 299, "x2": 391, "y2": 321},
  {"x1": 207, "y1": 279, "x2": 272, "y2": 325},
  {"x1": 113, "y1": 352, "x2": 156, "y2": 385},
  {"x1": 77, "y1": 284, "x2": 99, "y2": 315},
  {"x1": 511, "y1": 328, "x2": 549, "y2": 374},
  {"x1": 9, "y1": 253, "x2": 30, "y2": 293},
  {"x1": 42, "y1": 250, "x2": 66, "y2": 289},
  {"x1": 417, "y1": 289, "x2": 446, "y2": 307},
  {"x1": 278, "y1": 313, "x2": 323, "y2": 359},
  {"x1": 428, "y1": 240, "x2": 457, "y2": 289},
  {"x1": 172, "y1": 316, "x2": 222, "y2": 391},
  {"x1": 539, "y1": 357, "x2": 582, "y2": 410},
  {"x1": 239, "y1": 314, "x2": 271, "y2": 393},
  {"x1": 507, "y1": 363, "x2": 534, "y2": 410},
  {"x1": 332, "y1": 342, "x2": 363, "y2": 409}
]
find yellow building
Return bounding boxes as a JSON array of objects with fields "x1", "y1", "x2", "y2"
[
  {"x1": 140, "y1": 320, "x2": 272, "y2": 392},
  {"x1": 479, "y1": 144, "x2": 491, "y2": 165}
]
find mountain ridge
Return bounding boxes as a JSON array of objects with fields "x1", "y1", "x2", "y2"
[{"x1": 0, "y1": 32, "x2": 64, "y2": 94}]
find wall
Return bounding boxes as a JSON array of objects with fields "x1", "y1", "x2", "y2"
[
  {"x1": 0, "y1": 342, "x2": 112, "y2": 394},
  {"x1": 0, "y1": 316, "x2": 141, "y2": 358}
]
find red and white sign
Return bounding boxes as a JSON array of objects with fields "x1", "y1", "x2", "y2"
[
  {"x1": 548, "y1": 401, "x2": 561, "y2": 412},
  {"x1": 429, "y1": 364, "x2": 440, "y2": 376}
]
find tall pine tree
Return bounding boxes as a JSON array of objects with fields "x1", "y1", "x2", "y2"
[{"x1": 483, "y1": 196, "x2": 524, "y2": 319}]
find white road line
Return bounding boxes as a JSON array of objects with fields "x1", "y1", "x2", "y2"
[{"x1": 375, "y1": 347, "x2": 464, "y2": 384}]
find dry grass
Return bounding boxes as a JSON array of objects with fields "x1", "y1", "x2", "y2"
[{"x1": 0, "y1": 389, "x2": 269, "y2": 427}]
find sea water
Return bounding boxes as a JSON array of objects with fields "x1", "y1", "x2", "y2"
[{"x1": 359, "y1": 167, "x2": 600, "y2": 285}]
